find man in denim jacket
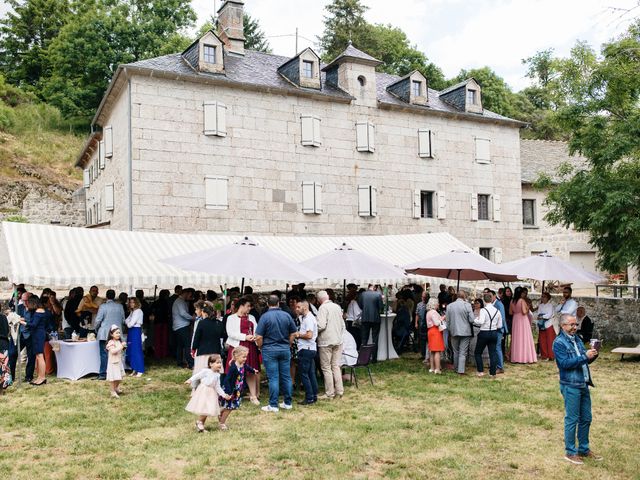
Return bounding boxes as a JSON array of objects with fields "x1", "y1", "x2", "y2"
[{"x1": 553, "y1": 314, "x2": 602, "y2": 465}]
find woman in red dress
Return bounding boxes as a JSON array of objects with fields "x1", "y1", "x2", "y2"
[
  {"x1": 225, "y1": 297, "x2": 260, "y2": 405},
  {"x1": 425, "y1": 298, "x2": 445, "y2": 374}
]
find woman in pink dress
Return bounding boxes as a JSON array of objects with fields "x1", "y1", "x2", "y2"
[{"x1": 509, "y1": 287, "x2": 537, "y2": 364}]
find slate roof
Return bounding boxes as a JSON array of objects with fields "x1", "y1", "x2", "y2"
[
  {"x1": 120, "y1": 49, "x2": 522, "y2": 125},
  {"x1": 520, "y1": 139, "x2": 589, "y2": 184},
  {"x1": 322, "y1": 43, "x2": 382, "y2": 69},
  {"x1": 439, "y1": 79, "x2": 469, "y2": 95}
]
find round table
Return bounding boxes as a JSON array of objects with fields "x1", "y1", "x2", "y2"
[
  {"x1": 50, "y1": 340, "x2": 100, "y2": 380},
  {"x1": 368, "y1": 313, "x2": 399, "y2": 361}
]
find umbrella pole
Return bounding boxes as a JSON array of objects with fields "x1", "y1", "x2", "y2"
[
  {"x1": 456, "y1": 270, "x2": 461, "y2": 292},
  {"x1": 342, "y1": 280, "x2": 346, "y2": 307},
  {"x1": 153, "y1": 284, "x2": 158, "y2": 302},
  {"x1": 241, "y1": 278, "x2": 245, "y2": 296},
  {"x1": 542, "y1": 280, "x2": 546, "y2": 294}
]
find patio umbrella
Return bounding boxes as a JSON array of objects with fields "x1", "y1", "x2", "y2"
[
  {"x1": 500, "y1": 251, "x2": 605, "y2": 291},
  {"x1": 159, "y1": 236, "x2": 321, "y2": 290},
  {"x1": 404, "y1": 249, "x2": 518, "y2": 291},
  {"x1": 301, "y1": 242, "x2": 407, "y2": 300}
]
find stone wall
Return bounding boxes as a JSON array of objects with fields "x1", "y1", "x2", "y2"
[
  {"x1": 573, "y1": 296, "x2": 640, "y2": 346},
  {"x1": 20, "y1": 187, "x2": 86, "y2": 227}
]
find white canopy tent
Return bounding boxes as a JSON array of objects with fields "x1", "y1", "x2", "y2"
[{"x1": 2, "y1": 222, "x2": 471, "y2": 289}]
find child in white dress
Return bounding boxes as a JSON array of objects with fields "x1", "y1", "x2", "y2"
[
  {"x1": 185, "y1": 354, "x2": 230, "y2": 432},
  {"x1": 106, "y1": 325, "x2": 126, "y2": 398}
]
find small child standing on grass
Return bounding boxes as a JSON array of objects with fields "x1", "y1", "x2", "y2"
[
  {"x1": 219, "y1": 345, "x2": 257, "y2": 430},
  {"x1": 106, "y1": 325, "x2": 126, "y2": 398},
  {"x1": 185, "y1": 354, "x2": 230, "y2": 432}
]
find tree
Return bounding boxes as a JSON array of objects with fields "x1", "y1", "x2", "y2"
[
  {"x1": 537, "y1": 21, "x2": 640, "y2": 273},
  {"x1": 243, "y1": 13, "x2": 271, "y2": 53},
  {"x1": 318, "y1": 1, "x2": 446, "y2": 90},
  {"x1": 40, "y1": 0, "x2": 196, "y2": 119},
  {"x1": 0, "y1": 0, "x2": 72, "y2": 89},
  {"x1": 448, "y1": 67, "x2": 520, "y2": 118}
]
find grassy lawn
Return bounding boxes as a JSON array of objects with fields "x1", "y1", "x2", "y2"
[{"x1": 1, "y1": 351, "x2": 638, "y2": 480}]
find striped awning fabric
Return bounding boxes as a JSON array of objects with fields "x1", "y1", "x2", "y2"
[{"x1": 1, "y1": 222, "x2": 470, "y2": 289}]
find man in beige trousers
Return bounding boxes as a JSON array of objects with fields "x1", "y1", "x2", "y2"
[{"x1": 316, "y1": 291, "x2": 346, "y2": 399}]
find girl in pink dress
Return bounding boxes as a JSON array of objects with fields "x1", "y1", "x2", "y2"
[{"x1": 509, "y1": 287, "x2": 537, "y2": 364}]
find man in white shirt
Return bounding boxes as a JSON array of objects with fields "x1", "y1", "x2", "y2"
[
  {"x1": 316, "y1": 290, "x2": 346, "y2": 399},
  {"x1": 294, "y1": 300, "x2": 318, "y2": 405},
  {"x1": 556, "y1": 286, "x2": 578, "y2": 317},
  {"x1": 472, "y1": 292, "x2": 503, "y2": 378}
]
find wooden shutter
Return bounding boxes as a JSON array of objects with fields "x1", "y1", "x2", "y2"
[
  {"x1": 494, "y1": 247, "x2": 503, "y2": 264},
  {"x1": 204, "y1": 101, "x2": 218, "y2": 135},
  {"x1": 370, "y1": 186, "x2": 378, "y2": 217},
  {"x1": 470, "y1": 193, "x2": 478, "y2": 221},
  {"x1": 437, "y1": 191, "x2": 447, "y2": 219},
  {"x1": 314, "y1": 182, "x2": 323, "y2": 213},
  {"x1": 216, "y1": 102, "x2": 227, "y2": 137},
  {"x1": 205, "y1": 176, "x2": 229, "y2": 209},
  {"x1": 313, "y1": 116, "x2": 321, "y2": 146},
  {"x1": 83, "y1": 169, "x2": 90, "y2": 188},
  {"x1": 413, "y1": 190, "x2": 421, "y2": 218},
  {"x1": 492, "y1": 194, "x2": 502, "y2": 222},
  {"x1": 104, "y1": 126, "x2": 113, "y2": 158},
  {"x1": 301, "y1": 116, "x2": 314, "y2": 145},
  {"x1": 105, "y1": 184, "x2": 114, "y2": 211},
  {"x1": 302, "y1": 182, "x2": 315, "y2": 213},
  {"x1": 358, "y1": 185, "x2": 371, "y2": 217},
  {"x1": 99, "y1": 140, "x2": 105, "y2": 169},
  {"x1": 418, "y1": 129, "x2": 433, "y2": 158},
  {"x1": 475, "y1": 138, "x2": 491, "y2": 163},
  {"x1": 356, "y1": 122, "x2": 369, "y2": 152},
  {"x1": 368, "y1": 122, "x2": 375, "y2": 152}
]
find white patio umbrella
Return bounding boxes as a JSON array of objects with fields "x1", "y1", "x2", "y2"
[
  {"x1": 404, "y1": 249, "x2": 518, "y2": 291},
  {"x1": 159, "y1": 236, "x2": 321, "y2": 290},
  {"x1": 500, "y1": 251, "x2": 605, "y2": 290}
]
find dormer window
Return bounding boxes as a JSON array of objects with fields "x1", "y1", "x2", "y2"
[
  {"x1": 412, "y1": 80, "x2": 422, "y2": 97},
  {"x1": 302, "y1": 60, "x2": 314, "y2": 78},
  {"x1": 467, "y1": 89, "x2": 477, "y2": 105},
  {"x1": 203, "y1": 45, "x2": 217, "y2": 64}
]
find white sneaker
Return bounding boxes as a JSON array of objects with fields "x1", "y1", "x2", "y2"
[
  {"x1": 279, "y1": 402, "x2": 293, "y2": 410},
  {"x1": 428, "y1": 368, "x2": 434, "y2": 373},
  {"x1": 261, "y1": 405, "x2": 279, "y2": 413}
]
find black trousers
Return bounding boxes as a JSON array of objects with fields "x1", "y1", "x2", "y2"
[
  {"x1": 360, "y1": 322, "x2": 381, "y2": 361},
  {"x1": 9, "y1": 334, "x2": 35, "y2": 381},
  {"x1": 474, "y1": 330, "x2": 499, "y2": 376},
  {"x1": 174, "y1": 326, "x2": 193, "y2": 368}
]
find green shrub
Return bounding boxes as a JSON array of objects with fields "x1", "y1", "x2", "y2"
[
  {"x1": 4, "y1": 215, "x2": 28, "y2": 223},
  {"x1": 0, "y1": 102, "x2": 16, "y2": 131}
]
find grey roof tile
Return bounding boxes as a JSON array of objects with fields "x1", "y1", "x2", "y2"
[{"x1": 520, "y1": 139, "x2": 588, "y2": 184}]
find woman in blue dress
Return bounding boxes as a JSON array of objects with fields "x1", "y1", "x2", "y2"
[
  {"x1": 26, "y1": 295, "x2": 51, "y2": 385},
  {"x1": 125, "y1": 298, "x2": 145, "y2": 377}
]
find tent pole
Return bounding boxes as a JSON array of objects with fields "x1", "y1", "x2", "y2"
[
  {"x1": 14, "y1": 284, "x2": 21, "y2": 389},
  {"x1": 153, "y1": 284, "x2": 158, "y2": 302}
]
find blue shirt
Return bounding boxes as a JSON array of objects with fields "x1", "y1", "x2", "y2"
[
  {"x1": 255, "y1": 307, "x2": 297, "y2": 352},
  {"x1": 493, "y1": 300, "x2": 508, "y2": 334}
]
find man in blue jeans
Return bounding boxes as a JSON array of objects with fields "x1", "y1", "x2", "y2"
[
  {"x1": 553, "y1": 314, "x2": 602, "y2": 465},
  {"x1": 255, "y1": 295, "x2": 297, "y2": 412}
]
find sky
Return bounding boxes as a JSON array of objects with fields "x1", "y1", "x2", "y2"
[
  {"x1": 0, "y1": 0, "x2": 637, "y2": 91},
  {"x1": 191, "y1": 0, "x2": 639, "y2": 91}
]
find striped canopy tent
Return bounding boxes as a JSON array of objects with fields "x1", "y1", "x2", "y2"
[{"x1": 1, "y1": 222, "x2": 471, "y2": 289}]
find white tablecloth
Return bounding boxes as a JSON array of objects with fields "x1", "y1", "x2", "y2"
[
  {"x1": 369, "y1": 313, "x2": 399, "y2": 361},
  {"x1": 51, "y1": 340, "x2": 100, "y2": 380}
]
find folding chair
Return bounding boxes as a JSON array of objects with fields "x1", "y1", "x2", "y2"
[{"x1": 348, "y1": 344, "x2": 375, "y2": 388}]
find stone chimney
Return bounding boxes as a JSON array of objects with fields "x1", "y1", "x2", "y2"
[{"x1": 217, "y1": 0, "x2": 245, "y2": 56}]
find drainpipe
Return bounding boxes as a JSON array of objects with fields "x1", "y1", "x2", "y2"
[{"x1": 127, "y1": 73, "x2": 133, "y2": 231}]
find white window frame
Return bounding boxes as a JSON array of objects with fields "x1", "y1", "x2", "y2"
[
  {"x1": 205, "y1": 175, "x2": 229, "y2": 210},
  {"x1": 301, "y1": 115, "x2": 321, "y2": 147},
  {"x1": 522, "y1": 199, "x2": 536, "y2": 226},
  {"x1": 413, "y1": 190, "x2": 435, "y2": 219},
  {"x1": 478, "y1": 194, "x2": 490, "y2": 221},
  {"x1": 356, "y1": 121, "x2": 375, "y2": 153},
  {"x1": 475, "y1": 137, "x2": 491, "y2": 164},
  {"x1": 302, "y1": 181, "x2": 323, "y2": 214},
  {"x1": 418, "y1": 129, "x2": 434, "y2": 158},
  {"x1": 358, "y1": 185, "x2": 377, "y2": 217},
  {"x1": 104, "y1": 126, "x2": 113, "y2": 158},
  {"x1": 203, "y1": 44, "x2": 216, "y2": 64},
  {"x1": 302, "y1": 60, "x2": 314, "y2": 78},
  {"x1": 204, "y1": 101, "x2": 227, "y2": 137},
  {"x1": 467, "y1": 89, "x2": 477, "y2": 105}
]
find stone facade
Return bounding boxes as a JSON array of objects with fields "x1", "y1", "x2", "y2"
[{"x1": 572, "y1": 295, "x2": 639, "y2": 345}]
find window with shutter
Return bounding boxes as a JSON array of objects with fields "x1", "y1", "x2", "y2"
[
  {"x1": 302, "y1": 181, "x2": 322, "y2": 214},
  {"x1": 478, "y1": 194, "x2": 490, "y2": 220},
  {"x1": 301, "y1": 115, "x2": 321, "y2": 146},
  {"x1": 355, "y1": 121, "x2": 375, "y2": 153},
  {"x1": 99, "y1": 140, "x2": 105, "y2": 170},
  {"x1": 86, "y1": 206, "x2": 92, "y2": 225},
  {"x1": 492, "y1": 194, "x2": 502, "y2": 222},
  {"x1": 105, "y1": 184, "x2": 114, "y2": 211},
  {"x1": 412, "y1": 190, "x2": 421, "y2": 219},
  {"x1": 418, "y1": 129, "x2": 434, "y2": 158},
  {"x1": 96, "y1": 197, "x2": 102, "y2": 224},
  {"x1": 83, "y1": 169, "x2": 90, "y2": 188},
  {"x1": 475, "y1": 138, "x2": 491, "y2": 163},
  {"x1": 414, "y1": 190, "x2": 434, "y2": 219},
  {"x1": 358, "y1": 185, "x2": 377, "y2": 217},
  {"x1": 479, "y1": 247, "x2": 492, "y2": 260},
  {"x1": 494, "y1": 247, "x2": 503, "y2": 264},
  {"x1": 205, "y1": 176, "x2": 229, "y2": 209},
  {"x1": 104, "y1": 126, "x2": 113, "y2": 158},
  {"x1": 437, "y1": 191, "x2": 447, "y2": 220},
  {"x1": 204, "y1": 101, "x2": 227, "y2": 137}
]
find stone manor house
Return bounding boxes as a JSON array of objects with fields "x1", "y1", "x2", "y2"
[{"x1": 76, "y1": 0, "x2": 598, "y2": 270}]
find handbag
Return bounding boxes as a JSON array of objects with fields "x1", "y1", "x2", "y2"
[{"x1": 438, "y1": 321, "x2": 447, "y2": 332}]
